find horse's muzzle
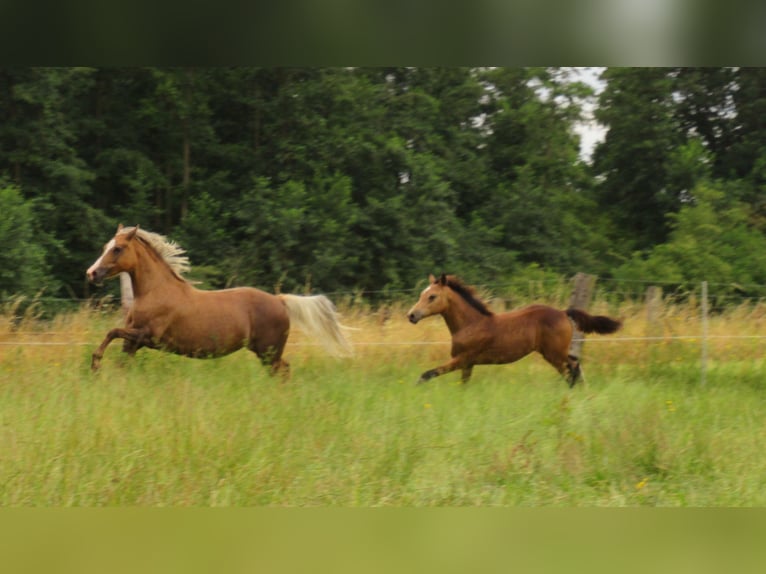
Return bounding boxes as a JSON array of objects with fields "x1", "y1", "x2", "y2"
[
  {"x1": 86, "y1": 268, "x2": 106, "y2": 285},
  {"x1": 408, "y1": 312, "x2": 420, "y2": 324}
]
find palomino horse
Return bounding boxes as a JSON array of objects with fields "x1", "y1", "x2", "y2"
[
  {"x1": 407, "y1": 274, "x2": 621, "y2": 386},
  {"x1": 86, "y1": 225, "x2": 351, "y2": 374}
]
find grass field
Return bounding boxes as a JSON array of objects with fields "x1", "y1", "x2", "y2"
[{"x1": 1, "y1": 298, "x2": 765, "y2": 506}]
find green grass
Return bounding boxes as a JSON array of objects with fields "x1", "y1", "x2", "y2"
[{"x1": 2, "y1": 324, "x2": 766, "y2": 506}]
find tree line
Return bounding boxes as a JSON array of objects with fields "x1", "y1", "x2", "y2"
[{"x1": 1, "y1": 67, "x2": 765, "y2": 302}]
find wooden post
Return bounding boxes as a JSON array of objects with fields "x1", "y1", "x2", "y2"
[
  {"x1": 645, "y1": 285, "x2": 663, "y2": 339},
  {"x1": 701, "y1": 281, "x2": 708, "y2": 386},
  {"x1": 568, "y1": 272, "x2": 597, "y2": 360},
  {"x1": 119, "y1": 272, "x2": 134, "y2": 315}
]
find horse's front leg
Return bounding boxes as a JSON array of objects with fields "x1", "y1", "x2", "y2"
[
  {"x1": 417, "y1": 356, "x2": 470, "y2": 384},
  {"x1": 92, "y1": 327, "x2": 153, "y2": 371},
  {"x1": 121, "y1": 337, "x2": 159, "y2": 357}
]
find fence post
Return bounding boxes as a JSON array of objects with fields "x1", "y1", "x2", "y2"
[
  {"x1": 645, "y1": 285, "x2": 663, "y2": 339},
  {"x1": 568, "y1": 272, "x2": 597, "y2": 361},
  {"x1": 120, "y1": 272, "x2": 134, "y2": 315},
  {"x1": 701, "y1": 280, "x2": 708, "y2": 386}
]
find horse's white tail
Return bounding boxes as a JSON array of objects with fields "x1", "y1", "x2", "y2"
[{"x1": 279, "y1": 294, "x2": 353, "y2": 357}]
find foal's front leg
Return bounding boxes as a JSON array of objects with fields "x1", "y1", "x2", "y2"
[
  {"x1": 417, "y1": 356, "x2": 472, "y2": 384},
  {"x1": 91, "y1": 327, "x2": 153, "y2": 371}
]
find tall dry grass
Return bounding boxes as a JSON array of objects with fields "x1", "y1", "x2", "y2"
[{"x1": 1, "y1": 294, "x2": 765, "y2": 506}]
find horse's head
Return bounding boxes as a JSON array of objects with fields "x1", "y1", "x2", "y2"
[
  {"x1": 407, "y1": 274, "x2": 451, "y2": 324},
  {"x1": 86, "y1": 224, "x2": 140, "y2": 284}
]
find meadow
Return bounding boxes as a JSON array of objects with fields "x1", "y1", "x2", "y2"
[{"x1": 1, "y1": 294, "x2": 765, "y2": 506}]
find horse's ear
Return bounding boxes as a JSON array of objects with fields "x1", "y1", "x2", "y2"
[
  {"x1": 428, "y1": 274, "x2": 436, "y2": 283},
  {"x1": 125, "y1": 226, "x2": 138, "y2": 240},
  {"x1": 438, "y1": 273, "x2": 447, "y2": 286},
  {"x1": 117, "y1": 223, "x2": 123, "y2": 232}
]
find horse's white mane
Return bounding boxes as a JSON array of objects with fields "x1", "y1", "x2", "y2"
[{"x1": 119, "y1": 226, "x2": 191, "y2": 279}]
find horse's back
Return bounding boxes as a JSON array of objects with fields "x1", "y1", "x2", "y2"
[
  {"x1": 193, "y1": 286, "x2": 289, "y2": 326},
  {"x1": 159, "y1": 286, "x2": 289, "y2": 356},
  {"x1": 500, "y1": 304, "x2": 567, "y2": 327},
  {"x1": 494, "y1": 304, "x2": 572, "y2": 352}
]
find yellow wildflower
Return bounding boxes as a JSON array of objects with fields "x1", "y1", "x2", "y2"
[{"x1": 665, "y1": 400, "x2": 676, "y2": 413}]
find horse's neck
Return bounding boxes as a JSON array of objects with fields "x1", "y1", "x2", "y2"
[
  {"x1": 129, "y1": 244, "x2": 189, "y2": 299},
  {"x1": 442, "y1": 296, "x2": 488, "y2": 334}
]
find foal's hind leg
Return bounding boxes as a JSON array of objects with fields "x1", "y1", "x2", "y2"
[
  {"x1": 540, "y1": 349, "x2": 575, "y2": 388},
  {"x1": 566, "y1": 354, "x2": 583, "y2": 387}
]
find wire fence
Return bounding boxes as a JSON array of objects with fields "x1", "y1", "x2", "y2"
[
  {"x1": 3, "y1": 277, "x2": 765, "y2": 386},
  {"x1": 3, "y1": 275, "x2": 766, "y2": 309}
]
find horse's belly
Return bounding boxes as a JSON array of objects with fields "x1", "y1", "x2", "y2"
[
  {"x1": 478, "y1": 345, "x2": 533, "y2": 365},
  {"x1": 159, "y1": 319, "x2": 251, "y2": 357},
  {"x1": 454, "y1": 337, "x2": 534, "y2": 365}
]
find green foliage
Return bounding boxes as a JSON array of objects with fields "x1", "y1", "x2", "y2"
[
  {"x1": 0, "y1": 67, "x2": 765, "y2": 299},
  {"x1": 226, "y1": 174, "x2": 362, "y2": 291},
  {"x1": 0, "y1": 185, "x2": 53, "y2": 295},
  {"x1": 592, "y1": 68, "x2": 682, "y2": 251},
  {"x1": 616, "y1": 181, "x2": 766, "y2": 295}
]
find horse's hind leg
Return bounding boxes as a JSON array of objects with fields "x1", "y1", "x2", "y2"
[
  {"x1": 250, "y1": 334, "x2": 290, "y2": 381},
  {"x1": 269, "y1": 357, "x2": 290, "y2": 380},
  {"x1": 541, "y1": 349, "x2": 575, "y2": 388},
  {"x1": 566, "y1": 354, "x2": 583, "y2": 387}
]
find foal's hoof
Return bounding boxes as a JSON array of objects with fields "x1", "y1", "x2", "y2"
[{"x1": 416, "y1": 370, "x2": 437, "y2": 384}]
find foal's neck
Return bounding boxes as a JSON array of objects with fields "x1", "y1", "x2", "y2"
[{"x1": 441, "y1": 295, "x2": 490, "y2": 334}]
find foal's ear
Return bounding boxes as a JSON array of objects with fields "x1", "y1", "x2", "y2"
[
  {"x1": 117, "y1": 223, "x2": 124, "y2": 232},
  {"x1": 438, "y1": 273, "x2": 448, "y2": 285},
  {"x1": 428, "y1": 273, "x2": 436, "y2": 283},
  {"x1": 125, "y1": 226, "x2": 138, "y2": 240}
]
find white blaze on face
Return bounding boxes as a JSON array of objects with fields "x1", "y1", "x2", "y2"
[{"x1": 87, "y1": 239, "x2": 115, "y2": 277}]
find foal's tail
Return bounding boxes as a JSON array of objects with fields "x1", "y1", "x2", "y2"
[
  {"x1": 279, "y1": 294, "x2": 354, "y2": 357},
  {"x1": 566, "y1": 308, "x2": 622, "y2": 335}
]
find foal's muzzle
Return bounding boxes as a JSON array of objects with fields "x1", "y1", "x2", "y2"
[{"x1": 408, "y1": 312, "x2": 420, "y2": 324}]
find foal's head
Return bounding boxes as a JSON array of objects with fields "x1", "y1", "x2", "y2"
[
  {"x1": 86, "y1": 224, "x2": 141, "y2": 284},
  {"x1": 407, "y1": 274, "x2": 452, "y2": 324}
]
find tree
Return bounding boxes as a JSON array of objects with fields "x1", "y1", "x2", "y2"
[
  {"x1": 466, "y1": 67, "x2": 604, "y2": 278},
  {"x1": 721, "y1": 67, "x2": 766, "y2": 222},
  {"x1": 0, "y1": 184, "x2": 52, "y2": 296},
  {"x1": 615, "y1": 181, "x2": 766, "y2": 294},
  {"x1": 592, "y1": 68, "x2": 683, "y2": 252},
  {"x1": 0, "y1": 68, "x2": 110, "y2": 296}
]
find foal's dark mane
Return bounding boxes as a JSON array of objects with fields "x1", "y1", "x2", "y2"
[{"x1": 444, "y1": 275, "x2": 493, "y2": 316}]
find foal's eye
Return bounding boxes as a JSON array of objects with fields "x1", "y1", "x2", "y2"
[
  {"x1": 428, "y1": 295, "x2": 437, "y2": 302},
  {"x1": 112, "y1": 246, "x2": 123, "y2": 256}
]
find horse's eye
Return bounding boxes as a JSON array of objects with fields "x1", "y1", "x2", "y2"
[
  {"x1": 428, "y1": 295, "x2": 437, "y2": 302},
  {"x1": 112, "y1": 246, "x2": 123, "y2": 256}
]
